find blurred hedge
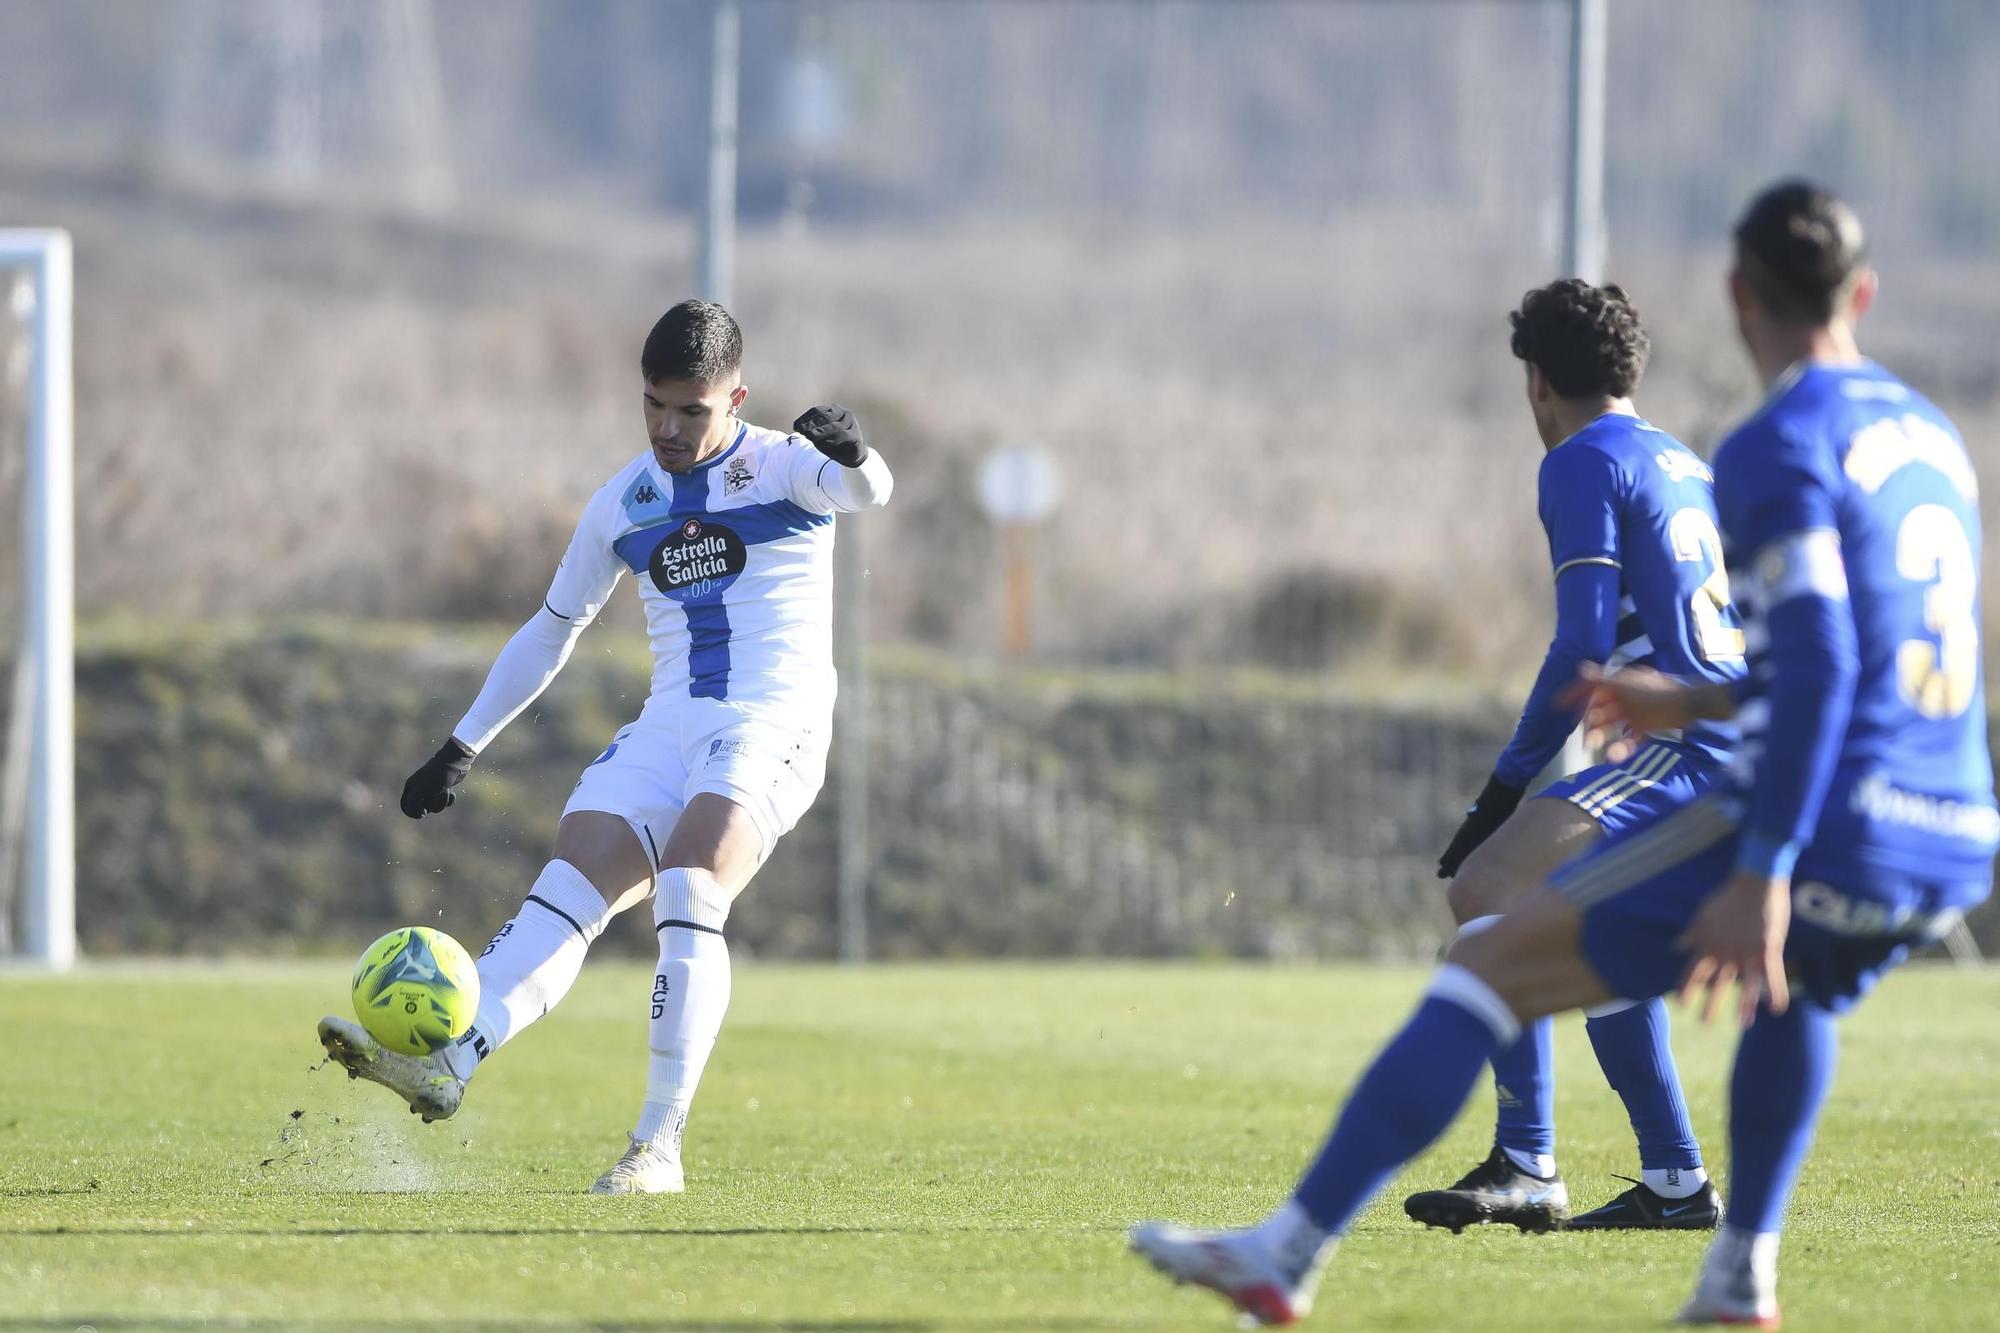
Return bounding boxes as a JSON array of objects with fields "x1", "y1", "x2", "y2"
[{"x1": 19, "y1": 622, "x2": 1999, "y2": 960}]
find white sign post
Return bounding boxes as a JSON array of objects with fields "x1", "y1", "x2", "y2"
[{"x1": 976, "y1": 444, "x2": 1061, "y2": 659}]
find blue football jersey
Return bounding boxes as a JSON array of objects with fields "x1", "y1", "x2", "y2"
[
  {"x1": 1536, "y1": 413, "x2": 1746, "y2": 761},
  {"x1": 1715, "y1": 361, "x2": 1998, "y2": 884}
]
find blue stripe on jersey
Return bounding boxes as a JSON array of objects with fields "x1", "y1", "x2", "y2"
[
  {"x1": 669, "y1": 466, "x2": 732, "y2": 698},
  {"x1": 605, "y1": 451, "x2": 834, "y2": 700},
  {"x1": 607, "y1": 497, "x2": 831, "y2": 574}
]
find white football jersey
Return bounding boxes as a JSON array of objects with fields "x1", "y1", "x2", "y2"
[{"x1": 547, "y1": 422, "x2": 849, "y2": 715}]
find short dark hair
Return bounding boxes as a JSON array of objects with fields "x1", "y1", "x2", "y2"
[
  {"x1": 1733, "y1": 180, "x2": 1866, "y2": 326},
  {"x1": 640, "y1": 299, "x2": 743, "y2": 383},
  {"x1": 1508, "y1": 279, "x2": 1649, "y2": 399}
]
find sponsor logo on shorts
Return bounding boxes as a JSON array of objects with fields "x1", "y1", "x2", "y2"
[{"x1": 708, "y1": 736, "x2": 754, "y2": 763}]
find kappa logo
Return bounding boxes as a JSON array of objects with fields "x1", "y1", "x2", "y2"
[
  {"x1": 634, "y1": 483, "x2": 660, "y2": 505},
  {"x1": 723, "y1": 457, "x2": 754, "y2": 495}
]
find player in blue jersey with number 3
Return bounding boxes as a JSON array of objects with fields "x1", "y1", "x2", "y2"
[
  {"x1": 1409, "y1": 279, "x2": 1738, "y2": 1235},
  {"x1": 1131, "y1": 180, "x2": 1995, "y2": 1328}
]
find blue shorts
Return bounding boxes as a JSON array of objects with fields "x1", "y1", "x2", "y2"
[
  {"x1": 1552, "y1": 795, "x2": 1989, "y2": 1013},
  {"x1": 1536, "y1": 740, "x2": 1727, "y2": 838}
]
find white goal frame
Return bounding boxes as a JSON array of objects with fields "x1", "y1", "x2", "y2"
[{"x1": 1, "y1": 230, "x2": 74, "y2": 970}]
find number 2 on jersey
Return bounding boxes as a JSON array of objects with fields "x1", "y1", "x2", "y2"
[{"x1": 1669, "y1": 508, "x2": 1746, "y2": 661}]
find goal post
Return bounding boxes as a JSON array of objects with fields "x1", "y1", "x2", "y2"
[{"x1": 0, "y1": 229, "x2": 75, "y2": 970}]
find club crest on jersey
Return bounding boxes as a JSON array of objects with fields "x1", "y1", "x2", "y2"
[
  {"x1": 648, "y1": 517, "x2": 747, "y2": 601},
  {"x1": 723, "y1": 457, "x2": 755, "y2": 495}
]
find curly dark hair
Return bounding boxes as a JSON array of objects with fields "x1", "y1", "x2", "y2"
[
  {"x1": 1734, "y1": 180, "x2": 1866, "y2": 326},
  {"x1": 1508, "y1": 278, "x2": 1650, "y2": 399},
  {"x1": 641, "y1": 298, "x2": 743, "y2": 384}
]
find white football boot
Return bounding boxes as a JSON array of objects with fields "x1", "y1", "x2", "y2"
[
  {"x1": 1678, "y1": 1229, "x2": 1781, "y2": 1328},
  {"x1": 589, "y1": 1134, "x2": 686, "y2": 1195},
  {"x1": 1129, "y1": 1222, "x2": 1323, "y2": 1327},
  {"x1": 316, "y1": 1016, "x2": 465, "y2": 1123}
]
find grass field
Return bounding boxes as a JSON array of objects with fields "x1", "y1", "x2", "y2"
[{"x1": 4, "y1": 962, "x2": 1997, "y2": 1331}]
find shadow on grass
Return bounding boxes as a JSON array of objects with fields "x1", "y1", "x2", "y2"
[
  {"x1": 9, "y1": 1223, "x2": 1123, "y2": 1239},
  {"x1": 0, "y1": 1312, "x2": 1160, "y2": 1320}
]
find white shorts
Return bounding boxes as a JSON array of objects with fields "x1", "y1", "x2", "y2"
[{"x1": 564, "y1": 696, "x2": 830, "y2": 869}]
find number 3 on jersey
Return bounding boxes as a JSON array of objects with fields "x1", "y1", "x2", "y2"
[
  {"x1": 1669, "y1": 508, "x2": 1747, "y2": 661},
  {"x1": 1896, "y1": 503, "x2": 1979, "y2": 718}
]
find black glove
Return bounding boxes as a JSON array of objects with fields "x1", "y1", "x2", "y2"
[
  {"x1": 793, "y1": 404, "x2": 867, "y2": 467},
  {"x1": 1437, "y1": 774, "x2": 1525, "y2": 879},
  {"x1": 401, "y1": 738, "x2": 476, "y2": 819}
]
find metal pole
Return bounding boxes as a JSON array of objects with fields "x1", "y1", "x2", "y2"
[
  {"x1": 1563, "y1": 0, "x2": 1607, "y2": 284},
  {"x1": 699, "y1": 0, "x2": 740, "y2": 307},
  {"x1": 1548, "y1": 0, "x2": 1607, "y2": 789},
  {"x1": 1, "y1": 231, "x2": 75, "y2": 969},
  {"x1": 833, "y1": 516, "x2": 869, "y2": 963}
]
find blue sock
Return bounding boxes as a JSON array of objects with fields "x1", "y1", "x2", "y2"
[
  {"x1": 1293, "y1": 966, "x2": 1515, "y2": 1233},
  {"x1": 1585, "y1": 998, "x2": 1701, "y2": 1172},
  {"x1": 1490, "y1": 1017, "x2": 1555, "y2": 1165},
  {"x1": 1727, "y1": 1000, "x2": 1838, "y2": 1234}
]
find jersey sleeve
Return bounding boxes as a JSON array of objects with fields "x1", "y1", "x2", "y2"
[
  {"x1": 451, "y1": 485, "x2": 624, "y2": 752},
  {"x1": 773, "y1": 435, "x2": 894, "y2": 515},
  {"x1": 1538, "y1": 441, "x2": 1626, "y2": 578},
  {"x1": 543, "y1": 483, "x2": 627, "y2": 624},
  {"x1": 1715, "y1": 423, "x2": 1859, "y2": 877},
  {"x1": 1493, "y1": 559, "x2": 1623, "y2": 787}
]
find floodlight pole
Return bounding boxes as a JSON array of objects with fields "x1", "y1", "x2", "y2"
[
  {"x1": 699, "y1": 0, "x2": 740, "y2": 308},
  {"x1": 1563, "y1": 0, "x2": 1607, "y2": 286},
  {"x1": 834, "y1": 522, "x2": 870, "y2": 964},
  {"x1": 0, "y1": 230, "x2": 75, "y2": 970},
  {"x1": 1549, "y1": 0, "x2": 1607, "y2": 790}
]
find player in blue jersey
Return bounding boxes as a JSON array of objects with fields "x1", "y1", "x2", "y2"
[
  {"x1": 1409, "y1": 279, "x2": 1740, "y2": 1234},
  {"x1": 1130, "y1": 180, "x2": 1994, "y2": 1328}
]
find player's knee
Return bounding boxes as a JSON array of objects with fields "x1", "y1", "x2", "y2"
[
  {"x1": 655, "y1": 866, "x2": 733, "y2": 934},
  {"x1": 553, "y1": 811, "x2": 655, "y2": 907},
  {"x1": 1447, "y1": 851, "x2": 1518, "y2": 922},
  {"x1": 1444, "y1": 871, "x2": 1493, "y2": 924}
]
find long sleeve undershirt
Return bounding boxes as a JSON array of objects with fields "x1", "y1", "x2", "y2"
[
  {"x1": 1493, "y1": 560, "x2": 1622, "y2": 788},
  {"x1": 452, "y1": 606, "x2": 588, "y2": 753}
]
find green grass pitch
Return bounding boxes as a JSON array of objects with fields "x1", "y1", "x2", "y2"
[{"x1": 4, "y1": 962, "x2": 1997, "y2": 1330}]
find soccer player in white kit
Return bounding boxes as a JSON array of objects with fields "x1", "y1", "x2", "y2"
[{"x1": 318, "y1": 299, "x2": 893, "y2": 1193}]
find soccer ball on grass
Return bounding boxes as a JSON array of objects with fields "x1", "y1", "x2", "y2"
[{"x1": 350, "y1": 926, "x2": 480, "y2": 1056}]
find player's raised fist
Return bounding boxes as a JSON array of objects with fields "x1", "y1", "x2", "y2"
[
  {"x1": 401, "y1": 737, "x2": 476, "y2": 819},
  {"x1": 794, "y1": 404, "x2": 867, "y2": 467}
]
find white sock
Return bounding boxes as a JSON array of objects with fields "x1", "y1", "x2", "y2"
[
  {"x1": 635, "y1": 868, "x2": 734, "y2": 1151},
  {"x1": 1645, "y1": 1164, "x2": 1709, "y2": 1199},
  {"x1": 1503, "y1": 1147, "x2": 1558, "y2": 1179},
  {"x1": 443, "y1": 859, "x2": 610, "y2": 1080},
  {"x1": 1248, "y1": 1200, "x2": 1337, "y2": 1289}
]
